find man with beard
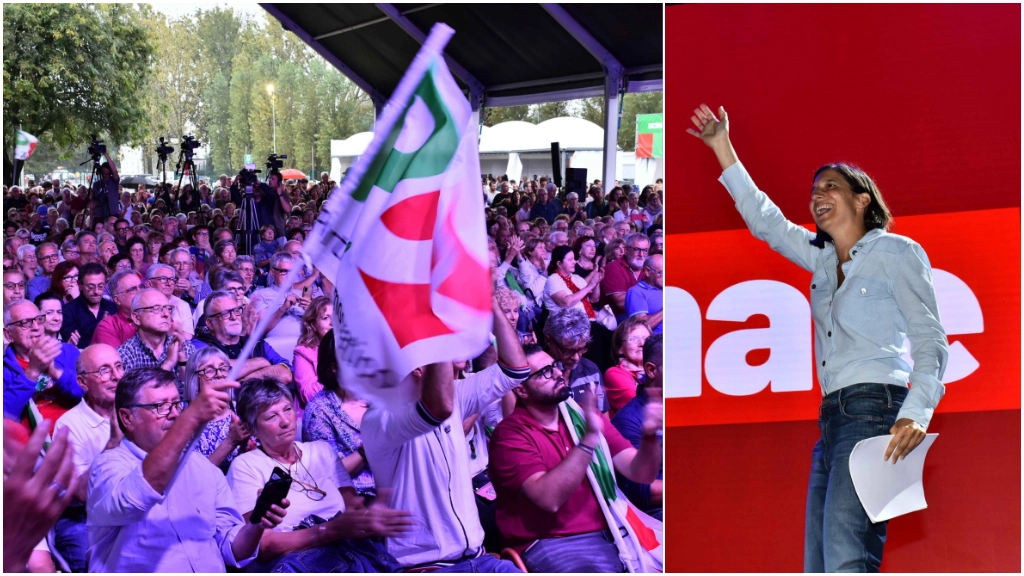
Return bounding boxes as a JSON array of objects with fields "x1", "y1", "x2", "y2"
[
  {"x1": 52, "y1": 344, "x2": 126, "y2": 572},
  {"x1": 489, "y1": 344, "x2": 662, "y2": 573},
  {"x1": 194, "y1": 290, "x2": 291, "y2": 383},
  {"x1": 601, "y1": 233, "x2": 649, "y2": 322}
]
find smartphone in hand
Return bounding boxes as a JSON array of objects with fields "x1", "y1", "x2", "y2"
[{"x1": 250, "y1": 466, "x2": 292, "y2": 524}]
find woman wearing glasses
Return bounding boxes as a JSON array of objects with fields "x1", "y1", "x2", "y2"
[
  {"x1": 184, "y1": 347, "x2": 252, "y2": 471},
  {"x1": 688, "y1": 104, "x2": 948, "y2": 571},
  {"x1": 227, "y1": 377, "x2": 409, "y2": 572},
  {"x1": 603, "y1": 316, "x2": 652, "y2": 416},
  {"x1": 49, "y1": 261, "x2": 81, "y2": 307}
]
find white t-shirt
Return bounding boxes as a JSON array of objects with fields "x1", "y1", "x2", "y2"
[
  {"x1": 226, "y1": 441, "x2": 353, "y2": 532},
  {"x1": 542, "y1": 272, "x2": 589, "y2": 316}
]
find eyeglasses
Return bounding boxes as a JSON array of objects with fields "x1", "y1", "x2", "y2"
[
  {"x1": 644, "y1": 267, "x2": 663, "y2": 277},
  {"x1": 291, "y1": 477, "x2": 327, "y2": 501},
  {"x1": 115, "y1": 284, "x2": 140, "y2": 296},
  {"x1": 626, "y1": 335, "x2": 649, "y2": 345},
  {"x1": 526, "y1": 362, "x2": 562, "y2": 382},
  {"x1": 39, "y1": 254, "x2": 59, "y2": 262},
  {"x1": 226, "y1": 286, "x2": 245, "y2": 295},
  {"x1": 149, "y1": 275, "x2": 176, "y2": 285},
  {"x1": 5, "y1": 314, "x2": 45, "y2": 329},
  {"x1": 82, "y1": 283, "x2": 105, "y2": 291},
  {"x1": 64, "y1": 250, "x2": 81, "y2": 257},
  {"x1": 3, "y1": 281, "x2": 26, "y2": 290},
  {"x1": 271, "y1": 267, "x2": 291, "y2": 274},
  {"x1": 196, "y1": 365, "x2": 230, "y2": 379},
  {"x1": 128, "y1": 400, "x2": 187, "y2": 417},
  {"x1": 551, "y1": 339, "x2": 588, "y2": 358},
  {"x1": 80, "y1": 363, "x2": 124, "y2": 381},
  {"x1": 63, "y1": 274, "x2": 79, "y2": 283},
  {"x1": 208, "y1": 305, "x2": 244, "y2": 320},
  {"x1": 628, "y1": 246, "x2": 650, "y2": 254},
  {"x1": 134, "y1": 304, "x2": 175, "y2": 315}
]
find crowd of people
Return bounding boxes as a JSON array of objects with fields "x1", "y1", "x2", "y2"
[{"x1": 3, "y1": 165, "x2": 665, "y2": 573}]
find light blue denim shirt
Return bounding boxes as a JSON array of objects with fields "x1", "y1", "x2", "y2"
[{"x1": 719, "y1": 162, "x2": 948, "y2": 427}]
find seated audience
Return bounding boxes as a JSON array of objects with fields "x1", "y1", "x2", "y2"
[
  {"x1": 625, "y1": 254, "x2": 664, "y2": 333},
  {"x1": 93, "y1": 269, "x2": 143, "y2": 348},
  {"x1": 195, "y1": 290, "x2": 293, "y2": 382},
  {"x1": 184, "y1": 346, "x2": 251, "y2": 470},
  {"x1": 87, "y1": 366, "x2": 286, "y2": 572},
  {"x1": 489, "y1": 343, "x2": 662, "y2": 572},
  {"x1": 293, "y1": 296, "x2": 332, "y2": 413},
  {"x1": 604, "y1": 316, "x2": 653, "y2": 415},
  {"x1": 117, "y1": 288, "x2": 195, "y2": 389},
  {"x1": 61, "y1": 262, "x2": 117, "y2": 348}
]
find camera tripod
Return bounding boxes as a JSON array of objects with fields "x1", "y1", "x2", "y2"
[
  {"x1": 235, "y1": 186, "x2": 261, "y2": 256},
  {"x1": 175, "y1": 148, "x2": 199, "y2": 194}
]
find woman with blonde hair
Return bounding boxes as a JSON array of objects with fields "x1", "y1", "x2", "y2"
[{"x1": 293, "y1": 296, "x2": 333, "y2": 415}]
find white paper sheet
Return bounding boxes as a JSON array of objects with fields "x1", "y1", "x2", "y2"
[{"x1": 849, "y1": 433, "x2": 938, "y2": 523}]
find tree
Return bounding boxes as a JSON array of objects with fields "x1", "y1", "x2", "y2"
[
  {"x1": 618, "y1": 91, "x2": 663, "y2": 151},
  {"x1": 3, "y1": 3, "x2": 156, "y2": 185},
  {"x1": 483, "y1": 105, "x2": 530, "y2": 127},
  {"x1": 530, "y1": 100, "x2": 572, "y2": 124}
]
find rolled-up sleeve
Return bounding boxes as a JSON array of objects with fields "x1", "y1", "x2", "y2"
[
  {"x1": 215, "y1": 475, "x2": 258, "y2": 568},
  {"x1": 892, "y1": 243, "x2": 948, "y2": 428}
]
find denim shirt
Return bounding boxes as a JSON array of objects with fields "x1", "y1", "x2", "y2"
[{"x1": 719, "y1": 162, "x2": 948, "y2": 427}]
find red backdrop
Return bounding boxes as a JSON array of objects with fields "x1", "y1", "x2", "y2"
[{"x1": 665, "y1": 4, "x2": 1020, "y2": 572}]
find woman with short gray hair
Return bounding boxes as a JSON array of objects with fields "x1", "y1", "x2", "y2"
[
  {"x1": 184, "y1": 347, "x2": 250, "y2": 470},
  {"x1": 227, "y1": 377, "x2": 409, "y2": 572}
]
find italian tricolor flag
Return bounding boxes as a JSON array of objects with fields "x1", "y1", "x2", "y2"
[
  {"x1": 561, "y1": 398, "x2": 665, "y2": 572},
  {"x1": 306, "y1": 24, "x2": 492, "y2": 408},
  {"x1": 15, "y1": 130, "x2": 38, "y2": 160}
]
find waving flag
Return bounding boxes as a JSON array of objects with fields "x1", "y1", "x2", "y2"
[
  {"x1": 306, "y1": 24, "x2": 491, "y2": 408},
  {"x1": 15, "y1": 130, "x2": 38, "y2": 160}
]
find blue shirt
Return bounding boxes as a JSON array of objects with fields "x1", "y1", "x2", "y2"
[
  {"x1": 2, "y1": 342, "x2": 83, "y2": 419},
  {"x1": 529, "y1": 198, "x2": 561, "y2": 224},
  {"x1": 625, "y1": 280, "x2": 663, "y2": 333},
  {"x1": 61, "y1": 295, "x2": 118, "y2": 349},
  {"x1": 720, "y1": 162, "x2": 948, "y2": 427},
  {"x1": 610, "y1": 387, "x2": 661, "y2": 512},
  {"x1": 26, "y1": 274, "x2": 52, "y2": 301}
]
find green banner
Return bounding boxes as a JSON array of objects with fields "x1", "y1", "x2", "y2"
[{"x1": 636, "y1": 113, "x2": 663, "y2": 159}]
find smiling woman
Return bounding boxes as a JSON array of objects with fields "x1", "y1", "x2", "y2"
[{"x1": 686, "y1": 103, "x2": 949, "y2": 572}]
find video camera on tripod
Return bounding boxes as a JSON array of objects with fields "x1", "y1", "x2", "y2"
[
  {"x1": 265, "y1": 153, "x2": 287, "y2": 179},
  {"x1": 155, "y1": 137, "x2": 174, "y2": 186},
  {"x1": 175, "y1": 134, "x2": 201, "y2": 192},
  {"x1": 81, "y1": 135, "x2": 119, "y2": 219}
]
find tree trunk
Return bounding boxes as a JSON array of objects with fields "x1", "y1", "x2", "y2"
[{"x1": 4, "y1": 152, "x2": 25, "y2": 187}]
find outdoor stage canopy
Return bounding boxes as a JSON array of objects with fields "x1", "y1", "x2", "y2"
[{"x1": 260, "y1": 3, "x2": 663, "y2": 188}]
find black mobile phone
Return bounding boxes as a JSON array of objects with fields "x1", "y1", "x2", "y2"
[{"x1": 250, "y1": 466, "x2": 292, "y2": 524}]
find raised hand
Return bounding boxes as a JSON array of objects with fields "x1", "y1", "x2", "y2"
[
  {"x1": 686, "y1": 104, "x2": 730, "y2": 147},
  {"x1": 227, "y1": 413, "x2": 251, "y2": 447},
  {"x1": 26, "y1": 337, "x2": 62, "y2": 380},
  {"x1": 581, "y1": 383, "x2": 604, "y2": 439},
  {"x1": 189, "y1": 379, "x2": 239, "y2": 423}
]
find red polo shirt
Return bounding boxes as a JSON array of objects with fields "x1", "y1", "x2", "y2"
[
  {"x1": 92, "y1": 312, "x2": 137, "y2": 349},
  {"x1": 600, "y1": 257, "x2": 644, "y2": 315},
  {"x1": 489, "y1": 405, "x2": 633, "y2": 552}
]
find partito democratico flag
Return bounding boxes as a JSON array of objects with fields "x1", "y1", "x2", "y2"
[
  {"x1": 309, "y1": 24, "x2": 492, "y2": 408},
  {"x1": 15, "y1": 130, "x2": 38, "y2": 160}
]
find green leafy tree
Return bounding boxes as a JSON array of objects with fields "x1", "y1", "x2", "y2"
[
  {"x1": 3, "y1": 3, "x2": 155, "y2": 184},
  {"x1": 530, "y1": 100, "x2": 572, "y2": 123},
  {"x1": 618, "y1": 92, "x2": 663, "y2": 151}
]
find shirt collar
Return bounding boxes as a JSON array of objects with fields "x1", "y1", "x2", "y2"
[{"x1": 79, "y1": 400, "x2": 110, "y2": 428}]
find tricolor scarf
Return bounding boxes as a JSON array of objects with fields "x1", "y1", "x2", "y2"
[
  {"x1": 557, "y1": 271, "x2": 596, "y2": 319},
  {"x1": 559, "y1": 398, "x2": 664, "y2": 572}
]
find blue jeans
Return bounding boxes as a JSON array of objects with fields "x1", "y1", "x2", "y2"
[
  {"x1": 434, "y1": 554, "x2": 521, "y2": 573},
  {"x1": 53, "y1": 506, "x2": 88, "y2": 573},
  {"x1": 804, "y1": 383, "x2": 907, "y2": 573},
  {"x1": 522, "y1": 529, "x2": 625, "y2": 573},
  {"x1": 246, "y1": 537, "x2": 400, "y2": 572}
]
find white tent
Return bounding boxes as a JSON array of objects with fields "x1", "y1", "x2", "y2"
[{"x1": 330, "y1": 117, "x2": 638, "y2": 186}]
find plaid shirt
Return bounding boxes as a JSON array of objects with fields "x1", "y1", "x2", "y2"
[{"x1": 117, "y1": 333, "x2": 196, "y2": 390}]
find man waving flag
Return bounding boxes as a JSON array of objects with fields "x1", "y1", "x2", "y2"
[{"x1": 307, "y1": 24, "x2": 491, "y2": 407}]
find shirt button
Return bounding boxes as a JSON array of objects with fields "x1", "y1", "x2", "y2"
[
  {"x1": 827, "y1": 331, "x2": 832, "y2": 337},
  {"x1": 860, "y1": 288, "x2": 867, "y2": 294},
  {"x1": 822, "y1": 361, "x2": 826, "y2": 366},
  {"x1": 811, "y1": 284, "x2": 816, "y2": 289},
  {"x1": 853, "y1": 250, "x2": 858, "y2": 256}
]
